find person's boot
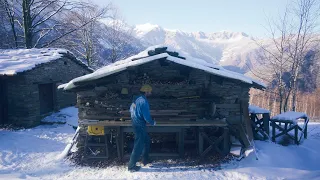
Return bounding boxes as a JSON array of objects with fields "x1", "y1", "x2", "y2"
[
  {"x1": 142, "y1": 158, "x2": 152, "y2": 166},
  {"x1": 128, "y1": 165, "x2": 141, "y2": 172}
]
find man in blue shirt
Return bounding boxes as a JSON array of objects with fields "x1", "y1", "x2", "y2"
[{"x1": 128, "y1": 84, "x2": 156, "y2": 172}]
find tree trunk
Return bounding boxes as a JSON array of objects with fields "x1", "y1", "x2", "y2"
[
  {"x1": 2, "y1": 0, "x2": 18, "y2": 48},
  {"x1": 22, "y1": 0, "x2": 33, "y2": 48},
  {"x1": 279, "y1": 86, "x2": 283, "y2": 114},
  {"x1": 11, "y1": 21, "x2": 18, "y2": 48},
  {"x1": 291, "y1": 82, "x2": 297, "y2": 111}
]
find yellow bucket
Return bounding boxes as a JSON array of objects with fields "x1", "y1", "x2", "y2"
[{"x1": 87, "y1": 126, "x2": 104, "y2": 136}]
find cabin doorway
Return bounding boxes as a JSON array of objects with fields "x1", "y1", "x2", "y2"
[
  {"x1": 38, "y1": 83, "x2": 56, "y2": 114},
  {"x1": 0, "y1": 79, "x2": 8, "y2": 124}
]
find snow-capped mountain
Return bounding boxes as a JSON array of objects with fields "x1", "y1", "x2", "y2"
[{"x1": 133, "y1": 23, "x2": 262, "y2": 73}]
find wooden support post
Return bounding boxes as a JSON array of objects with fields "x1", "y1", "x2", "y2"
[
  {"x1": 120, "y1": 127, "x2": 124, "y2": 160},
  {"x1": 179, "y1": 128, "x2": 184, "y2": 157},
  {"x1": 250, "y1": 113, "x2": 256, "y2": 137},
  {"x1": 104, "y1": 134, "x2": 109, "y2": 159},
  {"x1": 116, "y1": 127, "x2": 121, "y2": 160},
  {"x1": 241, "y1": 100, "x2": 254, "y2": 142},
  {"x1": 295, "y1": 125, "x2": 299, "y2": 145},
  {"x1": 223, "y1": 127, "x2": 230, "y2": 155},
  {"x1": 84, "y1": 131, "x2": 89, "y2": 155},
  {"x1": 272, "y1": 121, "x2": 276, "y2": 142},
  {"x1": 284, "y1": 123, "x2": 288, "y2": 138},
  {"x1": 176, "y1": 132, "x2": 179, "y2": 147},
  {"x1": 262, "y1": 113, "x2": 270, "y2": 136},
  {"x1": 304, "y1": 118, "x2": 308, "y2": 139},
  {"x1": 198, "y1": 127, "x2": 204, "y2": 155}
]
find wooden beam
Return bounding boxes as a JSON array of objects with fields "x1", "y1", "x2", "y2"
[
  {"x1": 223, "y1": 127, "x2": 230, "y2": 155},
  {"x1": 216, "y1": 104, "x2": 241, "y2": 109},
  {"x1": 262, "y1": 113, "x2": 270, "y2": 136},
  {"x1": 241, "y1": 100, "x2": 253, "y2": 142},
  {"x1": 80, "y1": 119, "x2": 228, "y2": 127},
  {"x1": 179, "y1": 128, "x2": 185, "y2": 157}
]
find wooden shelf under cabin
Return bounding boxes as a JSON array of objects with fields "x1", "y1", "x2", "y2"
[
  {"x1": 79, "y1": 109, "x2": 202, "y2": 121},
  {"x1": 80, "y1": 119, "x2": 228, "y2": 127}
]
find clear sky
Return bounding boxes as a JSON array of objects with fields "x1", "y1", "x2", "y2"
[{"x1": 92, "y1": 0, "x2": 290, "y2": 38}]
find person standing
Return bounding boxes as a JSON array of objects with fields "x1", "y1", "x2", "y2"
[{"x1": 128, "y1": 84, "x2": 156, "y2": 172}]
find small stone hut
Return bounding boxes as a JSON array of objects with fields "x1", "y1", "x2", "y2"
[
  {"x1": 62, "y1": 46, "x2": 265, "y2": 159},
  {"x1": 0, "y1": 48, "x2": 92, "y2": 127}
]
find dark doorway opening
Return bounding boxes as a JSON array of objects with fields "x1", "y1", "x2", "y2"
[
  {"x1": 38, "y1": 83, "x2": 56, "y2": 114},
  {"x1": 0, "y1": 79, "x2": 8, "y2": 124}
]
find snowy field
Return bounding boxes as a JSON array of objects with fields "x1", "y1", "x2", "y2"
[{"x1": 1, "y1": 107, "x2": 320, "y2": 180}]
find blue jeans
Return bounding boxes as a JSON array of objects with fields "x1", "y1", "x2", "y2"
[{"x1": 128, "y1": 125, "x2": 150, "y2": 169}]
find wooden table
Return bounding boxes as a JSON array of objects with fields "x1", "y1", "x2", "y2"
[
  {"x1": 248, "y1": 105, "x2": 271, "y2": 140},
  {"x1": 81, "y1": 119, "x2": 230, "y2": 160},
  {"x1": 270, "y1": 111, "x2": 309, "y2": 145}
]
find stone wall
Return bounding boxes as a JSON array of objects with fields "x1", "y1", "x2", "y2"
[{"x1": 6, "y1": 56, "x2": 91, "y2": 127}]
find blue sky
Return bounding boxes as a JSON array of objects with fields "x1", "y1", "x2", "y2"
[{"x1": 92, "y1": 0, "x2": 290, "y2": 38}]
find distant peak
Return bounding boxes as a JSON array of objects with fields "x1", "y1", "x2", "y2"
[
  {"x1": 194, "y1": 31, "x2": 207, "y2": 39},
  {"x1": 206, "y1": 31, "x2": 249, "y2": 40},
  {"x1": 218, "y1": 31, "x2": 248, "y2": 37},
  {"x1": 135, "y1": 23, "x2": 162, "y2": 31}
]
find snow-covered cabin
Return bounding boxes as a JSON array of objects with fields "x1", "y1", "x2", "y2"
[
  {"x1": 61, "y1": 46, "x2": 265, "y2": 158},
  {"x1": 0, "y1": 48, "x2": 92, "y2": 127}
]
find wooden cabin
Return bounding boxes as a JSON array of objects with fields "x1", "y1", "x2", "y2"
[
  {"x1": 63, "y1": 46, "x2": 264, "y2": 159},
  {"x1": 0, "y1": 48, "x2": 92, "y2": 127}
]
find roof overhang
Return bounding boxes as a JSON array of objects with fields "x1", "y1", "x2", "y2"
[{"x1": 63, "y1": 46, "x2": 266, "y2": 91}]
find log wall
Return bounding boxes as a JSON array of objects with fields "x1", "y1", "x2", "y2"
[{"x1": 77, "y1": 59, "x2": 250, "y2": 124}]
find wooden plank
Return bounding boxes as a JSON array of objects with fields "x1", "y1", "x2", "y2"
[
  {"x1": 105, "y1": 135, "x2": 109, "y2": 159},
  {"x1": 179, "y1": 128, "x2": 185, "y2": 157},
  {"x1": 304, "y1": 118, "x2": 308, "y2": 139},
  {"x1": 250, "y1": 114, "x2": 256, "y2": 137},
  {"x1": 116, "y1": 127, "x2": 121, "y2": 160},
  {"x1": 262, "y1": 113, "x2": 270, "y2": 136},
  {"x1": 216, "y1": 104, "x2": 241, "y2": 109},
  {"x1": 80, "y1": 119, "x2": 228, "y2": 127},
  {"x1": 120, "y1": 127, "x2": 124, "y2": 160},
  {"x1": 251, "y1": 121, "x2": 268, "y2": 139},
  {"x1": 241, "y1": 100, "x2": 253, "y2": 142},
  {"x1": 122, "y1": 126, "x2": 183, "y2": 133},
  {"x1": 198, "y1": 128, "x2": 204, "y2": 155},
  {"x1": 120, "y1": 110, "x2": 188, "y2": 114},
  {"x1": 236, "y1": 124, "x2": 250, "y2": 148},
  {"x1": 122, "y1": 153, "x2": 180, "y2": 158},
  {"x1": 272, "y1": 121, "x2": 276, "y2": 142},
  {"x1": 295, "y1": 126, "x2": 299, "y2": 145},
  {"x1": 223, "y1": 127, "x2": 230, "y2": 155},
  {"x1": 79, "y1": 115, "x2": 130, "y2": 120}
]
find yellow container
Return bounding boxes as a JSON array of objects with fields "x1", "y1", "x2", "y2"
[{"x1": 87, "y1": 126, "x2": 104, "y2": 136}]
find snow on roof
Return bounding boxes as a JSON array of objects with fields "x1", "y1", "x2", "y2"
[
  {"x1": 0, "y1": 48, "x2": 68, "y2": 75},
  {"x1": 271, "y1": 111, "x2": 308, "y2": 124},
  {"x1": 63, "y1": 45, "x2": 266, "y2": 90},
  {"x1": 57, "y1": 83, "x2": 68, "y2": 90},
  {"x1": 249, "y1": 105, "x2": 270, "y2": 114}
]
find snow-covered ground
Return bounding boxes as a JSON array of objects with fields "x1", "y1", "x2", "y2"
[{"x1": 1, "y1": 107, "x2": 320, "y2": 180}]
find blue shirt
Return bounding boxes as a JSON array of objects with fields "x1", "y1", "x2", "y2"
[{"x1": 130, "y1": 95, "x2": 155, "y2": 127}]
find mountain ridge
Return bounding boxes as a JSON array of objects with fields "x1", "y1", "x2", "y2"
[{"x1": 133, "y1": 23, "x2": 259, "y2": 72}]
